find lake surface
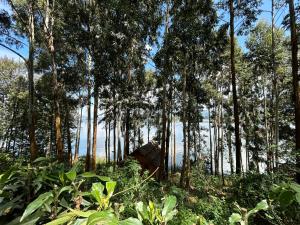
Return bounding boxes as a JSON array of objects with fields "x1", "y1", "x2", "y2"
[{"x1": 77, "y1": 110, "x2": 261, "y2": 173}]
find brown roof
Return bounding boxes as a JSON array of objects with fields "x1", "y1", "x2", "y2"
[{"x1": 130, "y1": 141, "x2": 161, "y2": 175}]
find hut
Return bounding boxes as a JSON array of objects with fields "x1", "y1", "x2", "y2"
[{"x1": 130, "y1": 141, "x2": 161, "y2": 178}]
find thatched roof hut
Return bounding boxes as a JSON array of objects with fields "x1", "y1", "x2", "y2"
[{"x1": 130, "y1": 141, "x2": 161, "y2": 178}]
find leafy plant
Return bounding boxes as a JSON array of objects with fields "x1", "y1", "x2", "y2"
[
  {"x1": 135, "y1": 195, "x2": 177, "y2": 225},
  {"x1": 229, "y1": 200, "x2": 268, "y2": 225}
]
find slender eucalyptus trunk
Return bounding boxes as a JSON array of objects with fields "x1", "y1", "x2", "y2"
[
  {"x1": 271, "y1": 0, "x2": 279, "y2": 169},
  {"x1": 74, "y1": 99, "x2": 83, "y2": 163},
  {"x1": 180, "y1": 65, "x2": 187, "y2": 187},
  {"x1": 288, "y1": 0, "x2": 300, "y2": 183},
  {"x1": 208, "y1": 107, "x2": 213, "y2": 174},
  {"x1": 113, "y1": 115, "x2": 117, "y2": 165},
  {"x1": 28, "y1": 1, "x2": 38, "y2": 161},
  {"x1": 85, "y1": 54, "x2": 92, "y2": 171},
  {"x1": 220, "y1": 94, "x2": 224, "y2": 184},
  {"x1": 214, "y1": 104, "x2": 219, "y2": 176},
  {"x1": 92, "y1": 83, "x2": 99, "y2": 171},
  {"x1": 64, "y1": 106, "x2": 72, "y2": 166},
  {"x1": 124, "y1": 109, "x2": 130, "y2": 158},
  {"x1": 186, "y1": 120, "x2": 191, "y2": 189},
  {"x1": 45, "y1": 0, "x2": 64, "y2": 162},
  {"x1": 108, "y1": 121, "x2": 111, "y2": 163},
  {"x1": 173, "y1": 117, "x2": 176, "y2": 172},
  {"x1": 105, "y1": 119, "x2": 108, "y2": 163},
  {"x1": 227, "y1": 129, "x2": 234, "y2": 175},
  {"x1": 230, "y1": 0, "x2": 242, "y2": 174},
  {"x1": 117, "y1": 117, "x2": 122, "y2": 162}
]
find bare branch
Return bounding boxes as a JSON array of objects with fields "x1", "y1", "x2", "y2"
[{"x1": 0, "y1": 42, "x2": 27, "y2": 63}]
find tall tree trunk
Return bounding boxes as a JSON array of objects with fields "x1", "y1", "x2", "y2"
[
  {"x1": 85, "y1": 54, "x2": 92, "y2": 171},
  {"x1": 271, "y1": 0, "x2": 279, "y2": 169},
  {"x1": 214, "y1": 105, "x2": 219, "y2": 176},
  {"x1": 92, "y1": 83, "x2": 99, "y2": 171},
  {"x1": 173, "y1": 116, "x2": 176, "y2": 172},
  {"x1": 45, "y1": 0, "x2": 64, "y2": 162},
  {"x1": 105, "y1": 119, "x2": 108, "y2": 163},
  {"x1": 186, "y1": 120, "x2": 191, "y2": 189},
  {"x1": 264, "y1": 84, "x2": 271, "y2": 173},
  {"x1": 74, "y1": 99, "x2": 83, "y2": 163},
  {"x1": 66, "y1": 111, "x2": 72, "y2": 166},
  {"x1": 108, "y1": 121, "x2": 111, "y2": 163},
  {"x1": 230, "y1": 0, "x2": 242, "y2": 174},
  {"x1": 194, "y1": 128, "x2": 197, "y2": 162},
  {"x1": 227, "y1": 129, "x2": 234, "y2": 175},
  {"x1": 288, "y1": 0, "x2": 300, "y2": 183},
  {"x1": 208, "y1": 107, "x2": 213, "y2": 175},
  {"x1": 124, "y1": 109, "x2": 130, "y2": 158},
  {"x1": 220, "y1": 94, "x2": 224, "y2": 184},
  {"x1": 180, "y1": 65, "x2": 187, "y2": 187},
  {"x1": 159, "y1": 0, "x2": 170, "y2": 181},
  {"x1": 117, "y1": 117, "x2": 122, "y2": 162},
  {"x1": 147, "y1": 118, "x2": 150, "y2": 143},
  {"x1": 28, "y1": 1, "x2": 38, "y2": 162},
  {"x1": 113, "y1": 115, "x2": 116, "y2": 165}
]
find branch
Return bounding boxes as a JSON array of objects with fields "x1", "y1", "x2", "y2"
[
  {"x1": 0, "y1": 42, "x2": 27, "y2": 63},
  {"x1": 1, "y1": 32, "x2": 28, "y2": 47},
  {"x1": 7, "y1": 0, "x2": 28, "y2": 31},
  {"x1": 112, "y1": 167, "x2": 159, "y2": 197}
]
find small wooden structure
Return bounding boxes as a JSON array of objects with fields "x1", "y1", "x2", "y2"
[{"x1": 130, "y1": 141, "x2": 161, "y2": 178}]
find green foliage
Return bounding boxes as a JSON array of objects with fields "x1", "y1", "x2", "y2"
[
  {"x1": 135, "y1": 195, "x2": 177, "y2": 225},
  {"x1": 229, "y1": 200, "x2": 268, "y2": 225}
]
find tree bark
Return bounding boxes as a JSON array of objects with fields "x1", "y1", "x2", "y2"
[
  {"x1": 28, "y1": 1, "x2": 38, "y2": 162},
  {"x1": 208, "y1": 107, "x2": 213, "y2": 174},
  {"x1": 173, "y1": 116, "x2": 176, "y2": 172},
  {"x1": 288, "y1": 0, "x2": 300, "y2": 183},
  {"x1": 85, "y1": 53, "x2": 92, "y2": 171},
  {"x1": 66, "y1": 110, "x2": 72, "y2": 166},
  {"x1": 74, "y1": 98, "x2": 83, "y2": 163},
  {"x1": 45, "y1": 0, "x2": 64, "y2": 162},
  {"x1": 230, "y1": 0, "x2": 242, "y2": 174},
  {"x1": 92, "y1": 82, "x2": 99, "y2": 171},
  {"x1": 180, "y1": 65, "x2": 187, "y2": 187},
  {"x1": 124, "y1": 109, "x2": 130, "y2": 158}
]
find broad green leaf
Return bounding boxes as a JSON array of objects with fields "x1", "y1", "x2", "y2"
[
  {"x1": 135, "y1": 202, "x2": 148, "y2": 221},
  {"x1": 164, "y1": 209, "x2": 177, "y2": 222},
  {"x1": 45, "y1": 214, "x2": 75, "y2": 225},
  {"x1": 33, "y1": 157, "x2": 47, "y2": 163},
  {"x1": 119, "y1": 218, "x2": 143, "y2": 225},
  {"x1": 6, "y1": 210, "x2": 43, "y2": 225},
  {"x1": 91, "y1": 182, "x2": 105, "y2": 204},
  {"x1": 162, "y1": 195, "x2": 177, "y2": 217},
  {"x1": 58, "y1": 186, "x2": 73, "y2": 196},
  {"x1": 81, "y1": 172, "x2": 98, "y2": 178},
  {"x1": 80, "y1": 172, "x2": 111, "y2": 182},
  {"x1": 69, "y1": 209, "x2": 97, "y2": 218},
  {"x1": 290, "y1": 183, "x2": 300, "y2": 193},
  {"x1": 98, "y1": 176, "x2": 111, "y2": 182},
  {"x1": 21, "y1": 192, "x2": 53, "y2": 222},
  {"x1": 229, "y1": 213, "x2": 242, "y2": 225},
  {"x1": 279, "y1": 190, "x2": 295, "y2": 207},
  {"x1": 65, "y1": 170, "x2": 77, "y2": 182},
  {"x1": 248, "y1": 200, "x2": 268, "y2": 216},
  {"x1": 295, "y1": 192, "x2": 300, "y2": 204},
  {"x1": 255, "y1": 200, "x2": 268, "y2": 211},
  {"x1": 106, "y1": 181, "x2": 117, "y2": 198},
  {"x1": 74, "y1": 218, "x2": 88, "y2": 225},
  {"x1": 87, "y1": 210, "x2": 118, "y2": 225},
  {"x1": 0, "y1": 195, "x2": 22, "y2": 216}
]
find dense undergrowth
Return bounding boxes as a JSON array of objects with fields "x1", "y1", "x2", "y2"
[{"x1": 0, "y1": 153, "x2": 299, "y2": 225}]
